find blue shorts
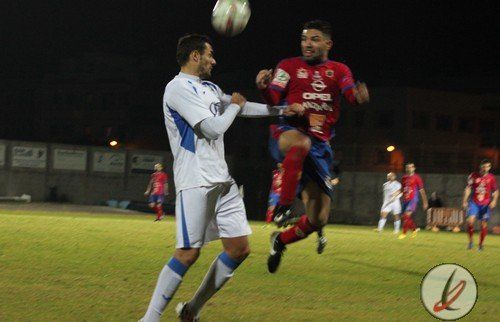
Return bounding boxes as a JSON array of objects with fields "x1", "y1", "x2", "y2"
[
  {"x1": 149, "y1": 194, "x2": 165, "y2": 204},
  {"x1": 402, "y1": 196, "x2": 419, "y2": 213},
  {"x1": 268, "y1": 125, "x2": 333, "y2": 198},
  {"x1": 268, "y1": 191, "x2": 280, "y2": 208},
  {"x1": 467, "y1": 201, "x2": 491, "y2": 221}
]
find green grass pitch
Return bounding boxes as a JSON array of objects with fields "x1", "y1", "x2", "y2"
[{"x1": 0, "y1": 209, "x2": 498, "y2": 321}]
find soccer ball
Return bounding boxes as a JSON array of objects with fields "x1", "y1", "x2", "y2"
[{"x1": 211, "y1": 0, "x2": 251, "y2": 37}]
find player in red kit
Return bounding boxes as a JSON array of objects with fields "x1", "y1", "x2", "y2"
[
  {"x1": 462, "y1": 159, "x2": 498, "y2": 251},
  {"x1": 256, "y1": 20, "x2": 369, "y2": 273},
  {"x1": 266, "y1": 163, "x2": 283, "y2": 223},
  {"x1": 144, "y1": 163, "x2": 169, "y2": 222},
  {"x1": 398, "y1": 163, "x2": 428, "y2": 239}
]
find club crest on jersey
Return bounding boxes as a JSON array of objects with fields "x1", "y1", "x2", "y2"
[
  {"x1": 296, "y1": 68, "x2": 308, "y2": 79},
  {"x1": 209, "y1": 101, "x2": 222, "y2": 116},
  {"x1": 311, "y1": 71, "x2": 327, "y2": 91},
  {"x1": 325, "y1": 69, "x2": 334, "y2": 78},
  {"x1": 271, "y1": 68, "x2": 290, "y2": 89}
]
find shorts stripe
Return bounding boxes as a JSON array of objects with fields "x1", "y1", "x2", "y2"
[{"x1": 180, "y1": 191, "x2": 190, "y2": 248}]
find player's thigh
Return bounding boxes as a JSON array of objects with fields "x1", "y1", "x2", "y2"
[
  {"x1": 175, "y1": 187, "x2": 218, "y2": 249},
  {"x1": 392, "y1": 202, "x2": 402, "y2": 216},
  {"x1": 380, "y1": 211, "x2": 389, "y2": 218},
  {"x1": 278, "y1": 129, "x2": 311, "y2": 154},
  {"x1": 212, "y1": 183, "x2": 252, "y2": 240}
]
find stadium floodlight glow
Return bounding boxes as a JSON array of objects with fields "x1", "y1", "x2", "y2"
[
  {"x1": 109, "y1": 140, "x2": 118, "y2": 147},
  {"x1": 386, "y1": 145, "x2": 395, "y2": 152}
]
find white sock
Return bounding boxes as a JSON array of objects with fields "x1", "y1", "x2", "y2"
[
  {"x1": 394, "y1": 220, "x2": 401, "y2": 232},
  {"x1": 377, "y1": 218, "x2": 387, "y2": 231},
  {"x1": 143, "y1": 258, "x2": 188, "y2": 322},
  {"x1": 188, "y1": 252, "x2": 242, "y2": 316}
]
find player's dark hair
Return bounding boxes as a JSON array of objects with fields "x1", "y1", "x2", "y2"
[
  {"x1": 480, "y1": 159, "x2": 492, "y2": 165},
  {"x1": 303, "y1": 20, "x2": 332, "y2": 38},
  {"x1": 176, "y1": 34, "x2": 212, "y2": 67}
]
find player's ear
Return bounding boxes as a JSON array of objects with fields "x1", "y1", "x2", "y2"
[
  {"x1": 326, "y1": 39, "x2": 333, "y2": 50},
  {"x1": 191, "y1": 50, "x2": 200, "y2": 63}
]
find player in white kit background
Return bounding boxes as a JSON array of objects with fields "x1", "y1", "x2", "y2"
[
  {"x1": 140, "y1": 34, "x2": 302, "y2": 322},
  {"x1": 375, "y1": 172, "x2": 402, "y2": 234}
]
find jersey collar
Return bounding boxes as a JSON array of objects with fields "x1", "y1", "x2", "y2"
[{"x1": 178, "y1": 72, "x2": 201, "y2": 82}]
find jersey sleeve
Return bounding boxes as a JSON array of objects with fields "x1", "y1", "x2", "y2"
[
  {"x1": 416, "y1": 175, "x2": 424, "y2": 190},
  {"x1": 491, "y1": 176, "x2": 498, "y2": 192},
  {"x1": 337, "y1": 63, "x2": 357, "y2": 105},
  {"x1": 165, "y1": 79, "x2": 214, "y2": 127},
  {"x1": 260, "y1": 60, "x2": 291, "y2": 106}
]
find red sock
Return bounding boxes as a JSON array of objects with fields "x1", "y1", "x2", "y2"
[
  {"x1": 155, "y1": 205, "x2": 163, "y2": 219},
  {"x1": 402, "y1": 215, "x2": 409, "y2": 234},
  {"x1": 408, "y1": 217, "x2": 416, "y2": 231},
  {"x1": 279, "y1": 215, "x2": 317, "y2": 245},
  {"x1": 467, "y1": 224, "x2": 474, "y2": 241},
  {"x1": 279, "y1": 146, "x2": 308, "y2": 205},
  {"x1": 479, "y1": 226, "x2": 487, "y2": 246}
]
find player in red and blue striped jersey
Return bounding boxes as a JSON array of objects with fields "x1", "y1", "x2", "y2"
[
  {"x1": 462, "y1": 159, "x2": 498, "y2": 251},
  {"x1": 256, "y1": 20, "x2": 369, "y2": 273},
  {"x1": 398, "y1": 163, "x2": 428, "y2": 239},
  {"x1": 144, "y1": 163, "x2": 169, "y2": 221}
]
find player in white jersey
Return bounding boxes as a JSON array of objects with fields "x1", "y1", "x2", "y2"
[
  {"x1": 375, "y1": 172, "x2": 402, "y2": 233},
  {"x1": 140, "y1": 34, "x2": 302, "y2": 322}
]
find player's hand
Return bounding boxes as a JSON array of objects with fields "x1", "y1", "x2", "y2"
[
  {"x1": 331, "y1": 178, "x2": 340, "y2": 186},
  {"x1": 230, "y1": 92, "x2": 247, "y2": 108},
  {"x1": 489, "y1": 200, "x2": 497, "y2": 209},
  {"x1": 144, "y1": 191, "x2": 149, "y2": 197},
  {"x1": 283, "y1": 103, "x2": 305, "y2": 116},
  {"x1": 353, "y1": 82, "x2": 370, "y2": 104},
  {"x1": 256, "y1": 69, "x2": 273, "y2": 90},
  {"x1": 422, "y1": 202, "x2": 429, "y2": 211},
  {"x1": 462, "y1": 201, "x2": 468, "y2": 209}
]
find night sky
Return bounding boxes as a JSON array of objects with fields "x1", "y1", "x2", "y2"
[{"x1": 2, "y1": 0, "x2": 499, "y2": 92}]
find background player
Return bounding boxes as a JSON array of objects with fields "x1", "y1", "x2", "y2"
[
  {"x1": 265, "y1": 163, "x2": 283, "y2": 224},
  {"x1": 256, "y1": 20, "x2": 370, "y2": 273},
  {"x1": 144, "y1": 163, "x2": 169, "y2": 222},
  {"x1": 462, "y1": 159, "x2": 498, "y2": 251},
  {"x1": 398, "y1": 163, "x2": 428, "y2": 239},
  {"x1": 141, "y1": 34, "x2": 300, "y2": 322},
  {"x1": 375, "y1": 172, "x2": 402, "y2": 234}
]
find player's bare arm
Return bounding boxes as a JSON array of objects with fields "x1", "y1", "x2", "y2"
[
  {"x1": 490, "y1": 190, "x2": 498, "y2": 209},
  {"x1": 419, "y1": 188, "x2": 428, "y2": 210},
  {"x1": 462, "y1": 186, "x2": 471, "y2": 209},
  {"x1": 231, "y1": 92, "x2": 247, "y2": 107},
  {"x1": 144, "y1": 180, "x2": 153, "y2": 196}
]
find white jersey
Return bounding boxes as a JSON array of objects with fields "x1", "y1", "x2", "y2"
[
  {"x1": 163, "y1": 72, "x2": 232, "y2": 193},
  {"x1": 383, "y1": 180, "x2": 402, "y2": 205}
]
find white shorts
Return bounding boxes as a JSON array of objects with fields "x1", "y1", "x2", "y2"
[
  {"x1": 381, "y1": 200, "x2": 402, "y2": 215},
  {"x1": 175, "y1": 183, "x2": 252, "y2": 249}
]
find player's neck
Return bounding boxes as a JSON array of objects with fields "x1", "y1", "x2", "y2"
[
  {"x1": 302, "y1": 56, "x2": 328, "y2": 66},
  {"x1": 180, "y1": 65, "x2": 200, "y2": 78}
]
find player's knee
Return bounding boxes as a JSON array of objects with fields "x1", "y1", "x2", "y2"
[
  {"x1": 174, "y1": 248, "x2": 200, "y2": 267},
  {"x1": 292, "y1": 137, "x2": 311, "y2": 152},
  {"x1": 226, "y1": 245, "x2": 250, "y2": 262}
]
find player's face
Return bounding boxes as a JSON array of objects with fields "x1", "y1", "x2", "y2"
[
  {"x1": 480, "y1": 162, "x2": 491, "y2": 174},
  {"x1": 198, "y1": 43, "x2": 216, "y2": 79},
  {"x1": 387, "y1": 173, "x2": 395, "y2": 181},
  {"x1": 405, "y1": 164, "x2": 415, "y2": 174},
  {"x1": 301, "y1": 29, "x2": 332, "y2": 62}
]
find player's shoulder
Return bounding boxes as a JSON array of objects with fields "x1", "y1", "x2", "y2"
[
  {"x1": 277, "y1": 57, "x2": 303, "y2": 69},
  {"x1": 326, "y1": 60, "x2": 351, "y2": 72}
]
